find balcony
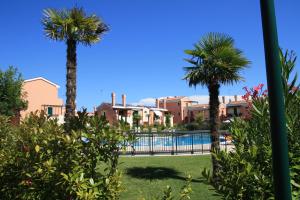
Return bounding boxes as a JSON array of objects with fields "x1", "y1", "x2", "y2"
[{"x1": 41, "y1": 104, "x2": 64, "y2": 117}]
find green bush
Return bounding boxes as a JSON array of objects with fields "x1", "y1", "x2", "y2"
[
  {"x1": 184, "y1": 122, "x2": 209, "y2": 131},
  {"x1": 0, "y1": 109, "x2": 193, "y2": 199},
  {"x1": 0, "y1": 110, "x2": 126, "y2": 199},
  {"x1": 203, "y1": 49, "x2": 300, "y2": 199}
]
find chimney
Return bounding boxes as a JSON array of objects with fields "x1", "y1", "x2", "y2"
[
  {"x1": 222, "y1": 96, "x2": 225, "y2": 104},
  {"x1": 234, "y1": 95, "x2": 237, "y2": 102},
  {"x1": 163, "y1": 99, "x2": 167, "y2": 109},
  {"x1": 156, "y1": 99, "x2": 159, "y2": 108},
  {"x1": 122, "y1": 94, "x2": 126, "y2": 107},
  {"x1": 111, "y1": 92, "x2": 116, "y2": 106}
]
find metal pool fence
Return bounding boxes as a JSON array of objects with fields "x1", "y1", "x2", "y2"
[{"x1": 124, "y1": 130, "x2": 231, "y2": 155}]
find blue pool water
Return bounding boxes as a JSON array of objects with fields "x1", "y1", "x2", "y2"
[{"x1": 132, "y1": 134, "x2": 217, "y2": 147}]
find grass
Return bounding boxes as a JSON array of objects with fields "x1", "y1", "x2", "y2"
[{"x1": 118, "y1": 155, "x2": 221, "y2": 200}]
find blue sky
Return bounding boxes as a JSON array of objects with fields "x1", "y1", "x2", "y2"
[{"x1": 0, "y1": 0, "x2": 299, "y2": 111}]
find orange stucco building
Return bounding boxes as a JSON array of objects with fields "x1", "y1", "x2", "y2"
[
  {"x1": 96, "y1": 93, "x2": 173, "y2": 127},
  {"x1": 21, "y1": 77, "x2": 64, "y2": 122},
  {"x1": 159, "y1": 95, "x2": 249, "y2": 125},
  {"x1": 97, "y1": 93, "x2": 250, "y2": 127},
  {"x1": 158, "y1": 97, "x2": 195, "y2": 124}
]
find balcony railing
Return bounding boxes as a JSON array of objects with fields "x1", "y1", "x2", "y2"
[{"x1": 41, "y1": 104, "x2": 64, "y2": 117}]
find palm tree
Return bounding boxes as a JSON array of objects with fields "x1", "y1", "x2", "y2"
[
  {"x1": 42, "y1": 7, "x2": 108, "y2": 122},
  {"x1": 133, "y1": 112, "x2": 141, "y2": 128},
  {"x1": 183, "y1": 33, "x2": 250, "y2": 183}
]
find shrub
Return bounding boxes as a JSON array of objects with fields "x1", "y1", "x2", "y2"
[
  {"x1": 0, "y1": 110, "x2": 126, "y2": 199},
  {"x1": 184, "y1": 121, "x2": 209, "y2": 131},
  {"x1": 0, "y1": 109, "x2": 192, "y2": 199}
]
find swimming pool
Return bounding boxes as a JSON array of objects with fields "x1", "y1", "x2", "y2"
[
  {"x1": 133, "y1": 134, "x2": 212, "y2": 147},
  {"x1": 125, "y1": 132, "x2": 229, "y2": 155}
]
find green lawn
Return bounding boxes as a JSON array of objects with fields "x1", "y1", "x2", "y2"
[{"x1": 118, "y1": 155, "x2": 222, "y2": 200}]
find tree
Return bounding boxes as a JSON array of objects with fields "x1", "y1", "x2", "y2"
[
  {"x1": 42, "y1": 7, "x2": 109, "y2": 123},
  {"x1": 195, "y1": 112, "x2": 204, "y2": 126},
  {"x1": 133, "y1": 112, "x2": 141, "y2": 128},
  {"x1": 165, "y1": 113, "x2": 171, "y2": 128},
  {"x1": 183, "y1": 33, "x2": 250, "y2": 183},
  {"x1": 0, "y1": 66, "x2": 27, "y2": 118}
]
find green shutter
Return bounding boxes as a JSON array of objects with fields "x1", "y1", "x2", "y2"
[{"x1": 48, "y1": 107, "x2": 53, "y2": 116}]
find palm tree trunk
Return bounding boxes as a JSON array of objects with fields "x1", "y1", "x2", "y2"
[
  {"x1": 65, "y1": 39, "x2": 77, "y2": 122},
  {"x1": 208, "y1": 82, "x2": 220, "y2": 184}
]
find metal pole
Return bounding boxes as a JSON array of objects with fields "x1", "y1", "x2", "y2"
[
  {"x1": 171, "y1": 133, "x2": 174, "y2": 155},
  {"x1": 201, "y1": 132, "x2": 204, "y2": 154},
  {"x1": 260, "y1": 1, "x2": 291, "y2": 199},
  {"x1": 191, "y1": 133, "x2": 194, "y2": 154},
  {"x1": 149, "y1": 132, "x2": 151, "y2": 155},
  {"x1": 151, "y1": 132, "x2": 154, "y2": 155},
  {"x1": 175, "y1": 134, "x2": 178, "y2": 154}
]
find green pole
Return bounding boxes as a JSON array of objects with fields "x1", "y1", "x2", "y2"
[{"x1": 260, "y1": 0, "x2": 292, "y2": 199}]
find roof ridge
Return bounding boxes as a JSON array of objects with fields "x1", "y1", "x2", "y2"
[{"x1": 24, "y1": 77, "x2": 60, "y2": 88}]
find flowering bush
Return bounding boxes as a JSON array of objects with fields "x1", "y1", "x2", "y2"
[
  {"x1": 240, "y1": 83, "x2": 268, "y2": 119},
  {"x1": 242, "y1": 83, "x2": 267, "y2": 101}
]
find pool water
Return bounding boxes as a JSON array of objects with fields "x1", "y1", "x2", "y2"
[{"x1": 132, "y1": 134, "x2": 225, "y2": 147}]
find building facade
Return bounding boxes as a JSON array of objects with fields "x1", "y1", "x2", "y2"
[
  {"x1": 158, "y1": 97, "x2": 195, "y2": 124},
  {"x1": 21, "y1": 77, "x2": 64, "y2": 123},
  {"x1": 159, "y1": 95, "x2": 249, "y2": 125},
  {"x1": 186, "y1": 103, "x2": 227, "y2": 122},
  {"x1": 96, "y1": 93, "x2": 173, "y2": 127},
  {"x1": 97, "y1": 93, "x2": 249, "y2": 127}
]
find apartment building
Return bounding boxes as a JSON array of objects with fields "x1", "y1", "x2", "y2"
[
  {"x1": 96, "y1": 93, "x2": 173, "y2": 127},
  {"x1": 158, "y1": 96, "x2": 195, "y2": 124},
  {"x1": 187, "y1": 103, "x2": 227, "y2": 122},
  {"x1": 189, "y1": 95, "x2": 249, "y2": 122},
  {"x1": 98, "y1": 93, "x2": 249, "y2": 127},
  {"x1": 159, "y1": 95, "x2": 248, "y2": 124}
]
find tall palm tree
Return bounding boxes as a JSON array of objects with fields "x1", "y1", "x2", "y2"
[
  {"x1": 183, "y1": 33, "x2": 250, "y2": 183},
  {"x1": 42, "y1": 7, "x2": 108, "y2": 122}
]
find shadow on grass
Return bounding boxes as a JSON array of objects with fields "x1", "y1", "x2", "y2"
[{"x1": 125, "y1": 167, "x2": 202, "y2": 183}]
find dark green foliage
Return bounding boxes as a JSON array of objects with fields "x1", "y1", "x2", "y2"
[
  {"x1": 195, "y1": 113, "x2": 204, "y2": 126},
  {"x1": 165, "y1": 113, "x2": 171, "y2": 128},
  {"x1": 203, "y1": 49, "x2": 300, "y2": 199},
  {"x1": 133, "y1": 112, "x2": 141, "y2": 128},
  {"x1": 184, "y1": 122, "x2": 210, "y2": 131},
  {"x1": 184, "y1": 122, "x2": 200, "y2": 131},
  {"x1": 0, "y1": 109, "x2": 192, "y2": 199},
  {"x1": 0, "y1": 111, "x2": 125, "y2": 199},
  {"x1": 181, "y1": 113, "x2": 210, "y2": 131},
  {"x1": 64, "y1": 108, "x2": 109, "y2": 133},
  {"x1": 0, "y1": 66, "x2": 27, "y2": 116}
]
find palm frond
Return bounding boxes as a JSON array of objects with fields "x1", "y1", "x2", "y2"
[
  {"x1": 42, "y1": 9, "x2": 67, "y2": 41},
  {"x1": 183, "y1": 32, "x2": 250, "y2": 87},
  {"x1": 42, "y1": 7, "x2": 109, "y2": 45}
]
